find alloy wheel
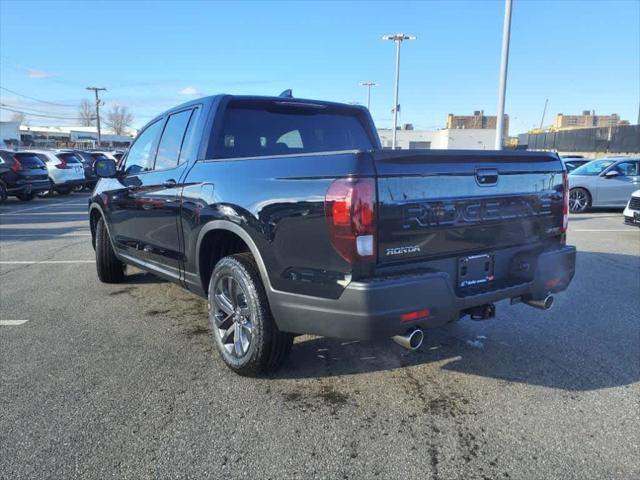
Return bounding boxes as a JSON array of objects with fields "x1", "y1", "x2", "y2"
[
  {"x1": 569, "y1": 189, "x2": 588, "y2": 213},
  {"x1": 212, "y1": 275, "x2": 253, "y2": 358}
]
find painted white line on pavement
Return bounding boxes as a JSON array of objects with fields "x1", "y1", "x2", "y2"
[
  {"x1": 0, "y1": 212, "x2": 88, "y2": 216},
  {"x1": 0, "y1": 233, "x2": 91, "y2": 237},
  {"x1": 0, "y1": 260, "x2": 95, "y2": 264},
  {"x1": 0, "y1": 320, "x2": 29, "y2": 326},
  {"x1": 574, "y1": 229, "x2": 638, "y2": 232},
  {"x1": 0, "y1": 198, "x2": 87, "y2": 215}
]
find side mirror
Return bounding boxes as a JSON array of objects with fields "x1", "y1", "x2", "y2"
[
  {"x1": 604, "y1": 170, "x2": 620, "y2": 178},
  {"x1": 94, "y1": 158, "x2": 117, "y2": 178}
]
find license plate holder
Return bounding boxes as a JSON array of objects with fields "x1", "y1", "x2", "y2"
[{"x1": 458, "y1": 253, "x2": 494, "y2": 288}]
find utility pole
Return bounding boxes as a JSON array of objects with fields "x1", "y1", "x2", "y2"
[
  {"x1": 494, "y1": 0, "x2": 512, "y2": 150},
  {"x1": 86, "y1": 87, "x2": 106, "y2": 146},
  {"x1": 359, "y1": 81, "x2": 378, "y2": 110},
  {"x1": 539, "y1": 98, "x2": 549, "y2": 130},
  {"x1": 383, "y1": 34, "x2": 416, "y2": 149}
]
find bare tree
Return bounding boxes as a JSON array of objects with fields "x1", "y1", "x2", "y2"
[
  {"x1": 104, "y1": 105, "x2": 133, "y2": 136},
  {"x1": 10, "y1": 112, "x2": 27, "y2": 124},
  {"x1": 79, "y1": 99, "x2": 95, "y2": 126}
]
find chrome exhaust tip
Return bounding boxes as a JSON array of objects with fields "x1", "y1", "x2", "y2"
[
  {"x1": 524, "y1": 295, "x2": 554, "y2": 310},
  {"x1": 392, "y1": 329, "x2": 424, "y2": 350}
]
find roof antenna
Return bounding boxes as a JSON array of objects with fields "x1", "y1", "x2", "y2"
[{"x1": 279, "y1": 89, "x2": 293, "y2": 98}]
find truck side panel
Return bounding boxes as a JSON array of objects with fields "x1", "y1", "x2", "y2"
[{"x1": 179, "y1": 151, "x2": 375, "y2": 299}]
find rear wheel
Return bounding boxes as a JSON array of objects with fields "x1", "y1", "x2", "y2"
[
  {"x1": 0, "y1": 181, "x2": 7, "y2": 203},
  {"x1": 56, "y1": 187, "x2": 71, "y2": 195},
  {"x1": 95, "y1": 217, "x2": 125, "y2": 283},
  {"x1": 16, "y1": 192, "x2": 35, "y2": 201},
  {"x1": 208, "y1": 253, "x2": 293, "y2": 376},
  {"x1": 569, "y1": 187, "x2": 591, "y2": 213},
  {"x1": 37, "y1": 180, "x2": 54, "y2": 198}
]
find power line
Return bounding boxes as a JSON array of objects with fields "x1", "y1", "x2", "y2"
[
  {"x1": 0, "y1": 102, "x2": 79, "y2": 118},
  {"x1": 0, "y1": 105, "x2": 79, "y2": 121},
  {"x1": 0, "y1": 86, "x2": 77, "y2": 108}
]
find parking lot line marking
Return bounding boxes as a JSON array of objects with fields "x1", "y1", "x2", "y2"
[
  {"x1": 574, "y1": 229, "x2": 638, "y2": 232},
  {"x1": 0, "y1": 233, "x2": 91, "y2": 238},
  {"x1": 0, "y1": 320, "x2": 29, "y2": 326},
  {"x1": 0, "y1": 199, "x2": 87, "y2": 215},
  {"x1": 0, "y1": 260, "x2": 95, "y2": 264},
  {"x1": 0, "y1": 212, "x2": 88, "y2": 216}
]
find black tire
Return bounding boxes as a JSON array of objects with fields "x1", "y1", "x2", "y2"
[
  {"x1": 0, "y1": 181, "x2": 8, "y2": 203},
  {"x1": 16, "y1": 192, "x2": 35, "y2": 201},
  {"x1": 37, "y1": 180, "x2": 54, "y2": 198},
  {"x1": 95, "y1": 216, "x2": 125, "y2": 283},
  {"x1": 208, "y1": 253, "x2": 293, "y2": 376},
  {"x1": 56, "y1": 187, "x2": 71, "y2": 195},
  {"x1": 569, "y1": 187, "x2": 591, "y2": 213}
]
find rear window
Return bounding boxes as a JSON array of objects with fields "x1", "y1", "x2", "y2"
[
  {"x1": 214, "y1": 101, "x2": 375, "y2": 158},
  {"x1": 13, "y1": 153, "x2": 46, "y2": 168},
  {"x1": 56, "y1": 153, "x2": 82, "y2": 164}
]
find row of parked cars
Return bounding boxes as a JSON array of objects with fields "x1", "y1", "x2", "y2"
[
  {"x1": 561, "y1": 155, "x2": 640, "y2": 226},
  {"x1": 0, "y1": 149, "x2": 123, "y2": 202}
]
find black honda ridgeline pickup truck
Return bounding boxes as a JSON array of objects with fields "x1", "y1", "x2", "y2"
[{"x1": 89, "y1": 94, "x2": 576, "y2": 375}]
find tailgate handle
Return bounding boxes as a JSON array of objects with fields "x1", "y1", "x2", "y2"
[{"x1": 475, "y1": 168, "x2": 498, "y2": 186}]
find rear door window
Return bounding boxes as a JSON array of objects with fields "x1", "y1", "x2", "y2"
[{"x1": 215, "y1": 101, "x2": 374, "y2": 158}]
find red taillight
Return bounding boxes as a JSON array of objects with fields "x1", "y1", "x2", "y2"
[
  {"x1": 325, "y1": 177, "x2": 376, "y2": 263},
  {"x1": 561, "y1": 171, "x2": 569, "y2": 234},
  {"x1": 11, "y1": 156, "x2": 22, "y2": 173},
  {"x1": 400, "y1": 309, "x2": 431, "y2": 322},
  {"x1": 55, "y1": 158, "x2": 68, "y2": 169}
]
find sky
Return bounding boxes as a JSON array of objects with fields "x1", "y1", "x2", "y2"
[{"x1": 0, "y1": 0, "x2": 638, "y2": 135}]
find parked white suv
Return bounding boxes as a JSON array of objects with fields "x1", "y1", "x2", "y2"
[
  {"x1": 23, "y1": 150, "x2": 85, "y2": 195},
  {"x1": 623, "y1": 190, "x2": 640, "y2": 227}
]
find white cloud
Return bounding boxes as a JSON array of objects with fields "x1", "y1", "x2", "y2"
[
  {"x1": 27, "y1": 69, "x2": 55, "y2": 79},
  {"x1": 178, "y1": 86, "x2": 200, "y2": 96}
]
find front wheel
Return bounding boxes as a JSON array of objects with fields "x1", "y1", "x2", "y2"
[
  {"x1": 569, "y1": 188, "x2": 591, "y2": 213},
  {"x1": 208, "y1": 253, "x2": 293, "y2": 376},
  {"x1": 56, "y1": 187, "x2": 71, "y2": 195},
  {"x1": 95, "y1": 217, "x2": 125, "y2": 283}
]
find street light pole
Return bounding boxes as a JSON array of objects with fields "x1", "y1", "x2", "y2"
[
  {"x1": 494, "y1": 0, "x2": 512, "y2": 150},
  {"x1": 359, "y1": 81, "x2": 378, "y2": 110},
  {"x1": 383, "y1": 33, "x2": 415, "y2": 149},
  {"x1": 86, "y1": 86, "x2": 106, "y2": 147}
]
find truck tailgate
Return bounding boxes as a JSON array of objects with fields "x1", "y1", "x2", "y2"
[{"x1": 373, "y1": 150, "x2": 565, "y2": 265}]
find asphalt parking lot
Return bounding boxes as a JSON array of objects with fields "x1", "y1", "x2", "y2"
[{"x1": 1, "y1": 192, "x2": 638, "y2": 480}]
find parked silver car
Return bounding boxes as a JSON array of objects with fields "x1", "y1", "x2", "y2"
[{"x1": 568, "y1": 157, "x2": 640, "y2": 213}]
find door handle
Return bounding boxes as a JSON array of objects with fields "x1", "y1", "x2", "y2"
[{"x1": 163, "y1": 179, "x2": 177, "y2": 188}]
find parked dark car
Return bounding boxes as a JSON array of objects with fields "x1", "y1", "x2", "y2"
[
  {"x1": 89, "y1": 94, "x2": 576, "y2": 376},
  {"x1": 60, "y1": 150, "x2": 112, "y2": 189},
  {"x1": 0, "y1": 150, "x2": 50, "y2": 202}
]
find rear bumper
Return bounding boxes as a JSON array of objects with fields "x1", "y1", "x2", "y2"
[
  {"x1": 270, "y1": 245, "x2": 576, "y2": 340},
  {"x1": 55, "y1": 179, "x2": 85, "y2": 189},
  {"x1": 7, "y1": 180, "x2": 50, "y2": 195}
]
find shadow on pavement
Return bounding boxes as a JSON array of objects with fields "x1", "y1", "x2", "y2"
[{"x1": 273, "y1": 250, "x2": 640, "y2": 392}]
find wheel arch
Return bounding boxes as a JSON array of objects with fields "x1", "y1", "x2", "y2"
[{"x1": 196, "y1": 221, "x2": 272, "y2": 296}]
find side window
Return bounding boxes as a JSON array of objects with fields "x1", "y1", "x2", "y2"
[
  {"x1": 612, "y1": 161, "x2": 639, "y2": 176},
  {"x1": 154, "y1": 109, "x2": 194, "y2": 170},
  {"x1": 276, "y1": 130, "x2": 303, "y2": 148},
  {"x1": 123, "y1": 119, "x2": 163, "y2": 175}
]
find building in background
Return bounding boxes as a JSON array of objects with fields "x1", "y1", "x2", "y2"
[
  {"x1": 447, "y1": 111, "x2": 509, "y2": 136},
  {"x1": 0, "y1": 121, "x2": 20, "y2": 148},
  {"x1": 377, "y1": 127, "x2": 496, "y2": 150},
  {"x1": 554, "y1": 111, "x2": 625, "y2": 130},
  {"x1": 15, "y1": 125, "x2": 135, "y2": 149}
]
